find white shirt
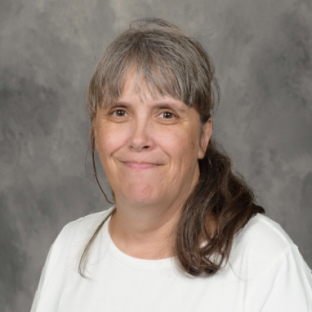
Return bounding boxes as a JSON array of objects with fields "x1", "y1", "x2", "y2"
[{"x1": 31, "y1": 207, "x2": 312, "y2": 312}]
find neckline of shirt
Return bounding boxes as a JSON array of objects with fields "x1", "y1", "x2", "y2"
[{"x1": 102, "y1": 209, "x2": 176, "y2": 270}]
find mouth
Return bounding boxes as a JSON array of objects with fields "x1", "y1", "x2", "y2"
[{"x1": 121, "y1": 161, "x2": 162, "y2": 170}]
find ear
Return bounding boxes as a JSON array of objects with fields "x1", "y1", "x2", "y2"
[{"x1": 198, "y1": 118, "x2": 212, "y2": 159}]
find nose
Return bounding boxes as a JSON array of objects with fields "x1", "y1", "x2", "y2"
[{"x1": 129, "y1": 119, "x2": 152, "y2": 152}]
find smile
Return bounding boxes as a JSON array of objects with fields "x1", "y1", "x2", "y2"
[{"x1": 122, "y1": 161, "x2": 161, "y2": 170}]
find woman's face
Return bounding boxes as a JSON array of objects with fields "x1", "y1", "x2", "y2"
[{"x1": 94, "y1": 75, "x2": 212, "y2": 210}]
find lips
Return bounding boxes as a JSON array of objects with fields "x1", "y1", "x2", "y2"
[{"x1": 120, "y1": 160, "x2": 162, "y2": 170}]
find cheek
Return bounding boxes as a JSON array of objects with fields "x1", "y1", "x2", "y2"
[
  {"x1": 96, "y1": 124, "x2": 128, "y2": 156},
  {"x1": 160, "y1": 128, "x2": 200, "y2": 162}
]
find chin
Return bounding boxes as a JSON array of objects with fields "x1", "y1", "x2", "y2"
[{"x1": 119, "y1": 183, "x2": 162, "y2": 207}]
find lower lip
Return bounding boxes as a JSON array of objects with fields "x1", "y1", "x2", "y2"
[{"x1": 123, "y1": 163, "x2": 160, "y2": 170}]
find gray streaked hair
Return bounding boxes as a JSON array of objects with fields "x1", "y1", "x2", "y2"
[{"x1": 87, "y1": 18, "x2": 219, "y2": 124}]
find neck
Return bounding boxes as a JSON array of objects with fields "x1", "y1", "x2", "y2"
[{"x1": 109, "y1": 199, "x2": 184, "y2": 259}]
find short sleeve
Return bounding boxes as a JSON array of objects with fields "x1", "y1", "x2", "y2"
[{"x1": 246, "y1": 245, "x2": 312, "y2": 311}]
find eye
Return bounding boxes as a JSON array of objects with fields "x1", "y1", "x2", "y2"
[
  {"x1": 111, "y1": 109, "x2": 127, "y2": 117},
  {"x1": 160, "y1": 111, "x2": 175, "y2": 119}
]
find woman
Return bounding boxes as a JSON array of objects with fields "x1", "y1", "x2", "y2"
[{"x1": 31, "y1": 18, "x2": 312, "y2": 311}]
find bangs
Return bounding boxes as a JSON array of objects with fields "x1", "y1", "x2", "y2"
[
  {"x1": 101, "y1": 33, "x2": 195, "y2": 108},
  {"x1": 87, "y1": 27, "x2": 218, "y2": 123}
]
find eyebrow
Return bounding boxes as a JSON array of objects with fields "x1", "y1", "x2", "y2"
[{"x1": 110, "y1": 100, "x2": 188, "y2": 113}]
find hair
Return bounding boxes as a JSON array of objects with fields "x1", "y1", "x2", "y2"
[{"x1": 80, "y1": 18, "x2": 265, "y2": 276}]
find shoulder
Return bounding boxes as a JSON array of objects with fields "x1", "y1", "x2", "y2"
[
  {"x1": 33, "y1": 207, "x2": 115, "y2": 295},
  {"x1": 236, "y1": 213, "x2": 294, "y2": 252},
  {"x1": 55, "y1": 207, "x2": 114, "y2": 249},
  {"x1": 229, "y1": 213, "x2": 303, "y2": 280},
  {"x1": 47, "y1": 207, "x2": 114, "y2": 268},
  {"x1": 234, "y1": 214, "x2": 312, "y2": 310},
  {"x1": 59, "y1": 207, "x2": 114, "y2": 239}
]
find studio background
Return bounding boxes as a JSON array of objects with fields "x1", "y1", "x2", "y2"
[{"x1": 1, "y1": 0, "x2": 311, "y2": 311}]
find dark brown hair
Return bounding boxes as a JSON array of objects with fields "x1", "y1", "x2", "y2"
[{"x1": 80, "y1": 18, "x2": 264, "y2": 276}]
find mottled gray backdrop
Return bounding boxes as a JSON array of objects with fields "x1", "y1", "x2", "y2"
[{"x1": 1, "y1": 0, "x2": 312, "y2": 311}]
